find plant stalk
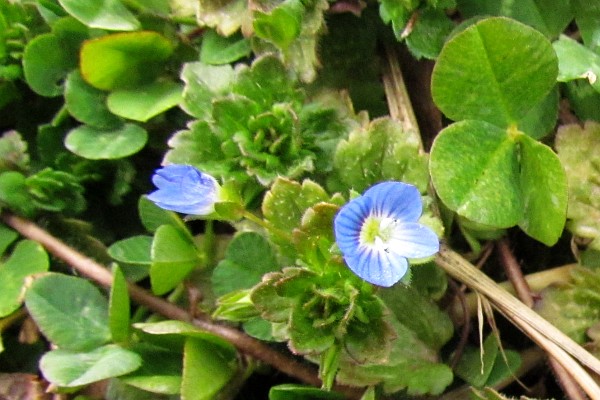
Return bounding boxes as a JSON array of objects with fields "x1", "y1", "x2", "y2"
[{"x1": 2, "y1": 212, "x2": 362, "y2": 400}]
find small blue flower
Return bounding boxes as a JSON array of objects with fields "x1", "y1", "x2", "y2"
[
  {"x1": 334, "y1": 182, "x2": 439, "y2": 287},
  {"x1": 147, "y1": 165, "x2": 221, "y2": 215}
]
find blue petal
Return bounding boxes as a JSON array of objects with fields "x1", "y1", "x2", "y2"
[
  {"x1": 148, "y1": 164, "x2": 219, "y2": 215},
  {"x1": 344, "y1": 247, "x2": 408, "y2": 287},
  {"x1": 152, "y1": 165, "x2": 197, "y2": 188},
  {"x1": 363, "y1": 182, "x2": 422, "y2": 222},
  {"x1": 388, "y1": 222, "x2": 440, "y2": 258},
  {"x1": 334, "y1": 196, "x2": 371, "y2": 256}
]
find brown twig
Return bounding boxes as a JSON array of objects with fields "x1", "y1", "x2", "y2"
[
  {"x1": 496, "y1": 237, "x2": 588, "y2": 400},
  {"x1": 447, "y1": 279, "x2": 470, "y2": 370},
  {"x1": 2, "y1": 212, "x2": 363, "y2": 399}
]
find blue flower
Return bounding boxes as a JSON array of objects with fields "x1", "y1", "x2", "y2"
[
  {"x1": 334, "y1": 182, "x2": 439, "y2": 287},
  {"x1": 147, "y1": 165, "x2": 221, "y2": 215}
]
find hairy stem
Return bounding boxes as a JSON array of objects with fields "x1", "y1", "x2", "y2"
[{"x1": 3, "y1": 213, "x2": 362, "y2": 399}]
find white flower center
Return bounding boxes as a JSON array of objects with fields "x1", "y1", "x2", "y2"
[{"x1": 360, "y1": 216, "x2": 398, "y2": 252}]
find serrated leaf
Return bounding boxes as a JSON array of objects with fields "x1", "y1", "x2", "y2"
[
  {"x1": 180, "y1": 62, "x2": 234, "y2": 119},
  {"x1": 25, "y1": 273, "x2": 111, "y2": 351},
  {"x1": 107, "y1": 81, "x2": 183, "y2": 122},
  {"x1": 456, "y1": 0, "x2": 572, "y2": 38},
  {"x1": 335, "y1": 316, "x2": 453, "y2": 395},
  {"x1": 333, "y1": 117, "x2": 429, "y2": 194},
  {"x1": 0, "y1": 131, "x2": 30, "y2": 172},
  {"x1": 65, "y1": 123, "x2": 148, "y2": 160},
  {"x1": 58, "y1": 0, "x2": 140, "y2": 30},
  {"x1": 65, "y1": 70, "x2": 122, "y2": 129},
  {"x1": 263, "y1": 178, "x2": 330, "y2": 233},
  {"x1": 197, "y1": 0, "x2": 247, "y2": 36},
  {"x1": 0, "y1": 240, "x2": 49, "y2": 317},
  {"x1": 556, "y1": 121, "x2": 600, "y2": 250},
  {"x1": 0, "y1": 171, "x2": 37, "y2": 217},
  {"x1": 253, "y1": 0, "x2": 303, "y2": 50},
  {"x1": 80, "y1": 31, "x2": 173, "y2": 91},
  {"x1": 109, "y1": 265, "x2": 130, "y2": 343},
  {"x1": 211, "y1": 232, "x2": 278, "y2": 297},
  {"x1": 40, "y1": 344, "x2": 141, "y2": 387},
  {"x1": 431, "y1": 17, "x2": 558, "y2": 127},
  {"x1": 199, "y1": 30, "x2": 251, "y2": 65},
  {"x1": 181, "y1": 337, "x2": 237, "y2": 400},
  {"x1": 150, "y1": 224, "x2": 200, "y2": 295}
]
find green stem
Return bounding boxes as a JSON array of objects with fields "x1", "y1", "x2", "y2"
[
  {"x1": 242, "y1": 211, "x2": 293, "y2": 242},
  {"x1": 51, "y1": 105, "x2": 70, "y2": 127}
]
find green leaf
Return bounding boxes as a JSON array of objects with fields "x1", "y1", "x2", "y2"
[
  {"x1": 211, "y1": 232, "x2": 278, "y2": 297},
  {"x1": 65, "y1": 70, "x2": 122, "y2": 129},
  {"x1": 58, "y1": 0, "x2": 141, "y2": 30},
  {"x1": 405, "y1": 8, "x2": 455, "y2": 59},
  {"x1": 572, "y1": 0, "x2": 600, "y2": 53},
  {"x1": 269, "y1": 384, "x2": 344, "y2": 400},
  {"x1": 535, "y1": 266, "x2": 600, "y2": 343},
  {"x1": 181, "y1": 337, "x2": 237, "y2": 400},
  {"x1": 196, "y1": 0, "x2": 247, "y2": 36},
  {"x1": 150, "y1": 224, "x2": 200, "y2": 295},
  {"x1": 263, "y1": 178, "x2": 331, "y2": 233},
  {"x1": 25, "y1": 273, "x2": 111, "y2": 351},
  {"x1": 138, "y1": 195, "x2": 186, "y2": 233},
  {"x1": 0, "y1": 171, "x2": 37, "y2": 217},
  {"x1": 0, "y1": 223, "x2": 18, "y2": 256},
  {"x1": 200, "y1": 30, "x2": 251, "y2": 65},
  {"x1": 553, "y1": 35, "x2": 600, "y2": 92},
  {"x1": 22, "y1": 33, "x2": 76, "y2": 97},
  {"x1": 120, "y1": 343, "x2": 182, "y2": 394},
  {"x1": 107, "y1": 81, "x2": 183, "y2": 122},
  {"x1": 333, "y1": 117, "x2": 429, "y2": 194},
  {"x1": 0, "y1": 131, "x2": 30, "y2": 173},
  {"x1": 26, "y1": 168, "x2": 86, "y2": 213},
  {"x1": 80, "y1": 31, "x2": 173, "y2": 91},
  {"x1": 430, "y1": 121, "x2": 522, "y2": 228},
  {"x1": 379, "y1": 285, "x2": 453, "y2": 351},
  {"x1": 454, "y1": 335, "x2": 520, "y2": 387},
  {"x1": 40, "y1": 344, "x2": 142, "y2": 387},
  {"x1": 517, "y1": 134, "x2": 568, "y2": 245},
  {"x1": 179, "y1": 62, "x2": 234, "y2": 119},
  {"x1": 431, "y1": 17, "x2": 558, "y2": 127},
  {"x1": 516, "y1": 87, "x2": 559, "y2": 140},
  {"x1": 556, "y1": 121, "x2": 600, "y2": 250},
  {"x1": 108, "y1": 235, "x2": 153, "y2": 265},
  {"x1": 456, "y1": 0, "x2": 573, "y2": 38},
  {"x1": 335, "y1": 317, "x2": 453, "y2": 395},
  {"x1": 0, "y1": 240, "x2": 49, "y2": 317},
  {"x1": 430, "y1": 121, "x2": 567, "y2": 245},
  {"x1": 109, "y1": 265, "x2": 130, "y2": 343},
  {"x1": 253, "y1": 0, "x2": 303, "y2": 49},
  {"x1": 564, "y1": 80, "x2": 600, "y2": 122},
  {"x1": 65, "y1": 123, "x2": 148, "y2": 160},
  {"x1": 134, "y1": 320, "x2": 236, "y2": 348}
]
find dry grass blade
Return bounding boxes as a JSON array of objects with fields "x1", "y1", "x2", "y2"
[{"x1": 436, "y1": 244, "x2": 600, "y2": 398}]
